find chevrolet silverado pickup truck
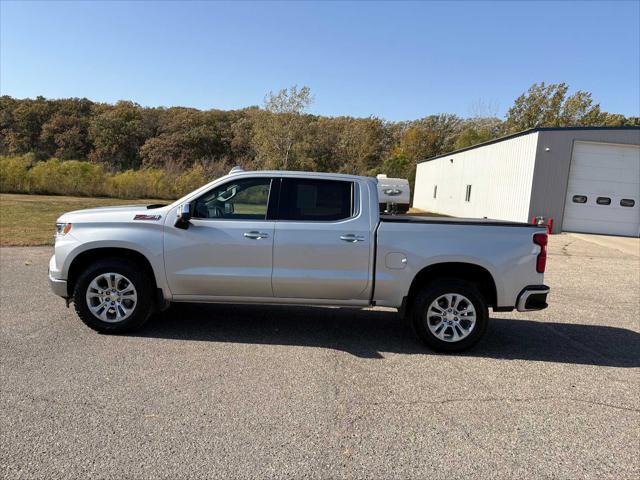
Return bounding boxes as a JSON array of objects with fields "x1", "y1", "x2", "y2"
[{"x1": 49, "y1": 168, "x2": 550, "y2": 352}]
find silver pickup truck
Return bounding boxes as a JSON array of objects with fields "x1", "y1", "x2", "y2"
[{"x1": 49, "y1": 168, "x2": 549, "y2": 352}]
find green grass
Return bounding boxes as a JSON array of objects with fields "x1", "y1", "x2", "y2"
[
  {"x1": 0, "y1": 193, "x2": 166, "y2": 246},
  {"x1": 230, "y1": 203, "x2": 267, "y2": 215}
]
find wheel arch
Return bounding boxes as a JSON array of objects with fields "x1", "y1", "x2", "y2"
[
  {"x1": 405, "y1": 262, "x2": 497, "y2": 313},
  {"x1": 66, "y1": 247, "x2": 159, "y2": 300}
]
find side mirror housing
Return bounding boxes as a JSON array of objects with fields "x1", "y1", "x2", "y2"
[{"x1": 175, "y1": 203, "x2": 192, "y2": 229}]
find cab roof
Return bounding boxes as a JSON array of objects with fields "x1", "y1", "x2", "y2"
[{"x1": 226, "y1": 167, "x2": 374, "y2": 183}]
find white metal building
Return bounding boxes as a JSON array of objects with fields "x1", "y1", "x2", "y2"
[{"x1": 413, "y1": 127, "x2": 640, "y2": 237}]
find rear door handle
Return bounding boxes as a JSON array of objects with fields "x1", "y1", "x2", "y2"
[
  {"x1": 340, "y1": 234, "x2": 365, "y2": 243},
  {"x1": 244, "y1": 231, "x2": 270, "y2": 240}
]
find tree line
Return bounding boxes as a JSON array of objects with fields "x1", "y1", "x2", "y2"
[{"x1": 1, "y1": 82, "x2": 637, "y2": 198}]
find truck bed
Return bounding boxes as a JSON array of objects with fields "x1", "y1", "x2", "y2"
[{"x1": 380, "y1": 214, "x2": 540, "y2": 229}]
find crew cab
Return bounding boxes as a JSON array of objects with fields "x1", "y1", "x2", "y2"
[{"x1": 49, "y1": 168, "x2": 549, "y2": 352}]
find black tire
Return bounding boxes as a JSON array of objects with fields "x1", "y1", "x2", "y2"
[
  {"x1": 73, "y1": 257, "x2": 153, "y2": 334},
  {"x1": 410, "y1": 278, "x2": 489, "y2": 352}
]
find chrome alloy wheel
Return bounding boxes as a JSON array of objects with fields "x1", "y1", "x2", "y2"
[
  {"x1": 85, "y1": 272, "x2": 138, "y2": 323},
  {"x1": 426, "y1": 293, "x2": 476, "y2": 342}
]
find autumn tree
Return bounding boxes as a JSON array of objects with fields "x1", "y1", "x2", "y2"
[
  {"x1": 454, "y1": 117, "x2": 501, "y2": 150},
  {"x1": 334, "y1": 117, "x2": 388, "y2": 174},
  {"x1": 140, "y1": 107, "x2": 233, "y2": 172},
  {"x1": 504, "y1": 82, "x2": 607, "y2": 133},
  {"x1": 393, "y1": 114, "x2": 462, "y2": 161},
  {"x1": 0, "y1": 96, "x2": 53, "y2": 157},
  {"x1": 39, "y1": 98, "x2": 93, "y2": 159},
  {"x1": 88, "y1": 101, "x2": 155, "y2": 170},
  {"x1": 251, "y1": 85, "x2": 313, "y2": 169}
]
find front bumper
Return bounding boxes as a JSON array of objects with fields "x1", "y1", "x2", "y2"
[
  {"x1": 516, "y1": 285, "x2": 550, "y2": 312},
  {"x1": 48, "y1": 254, "x2": 68, "y2": 298},
  {"x1": 48, "y1": 273, "x2": 68, "y2": 298}
]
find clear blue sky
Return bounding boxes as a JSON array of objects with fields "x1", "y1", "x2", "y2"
[{"x1": 1, "y1": 0, "x2": 638, "y2": 121}]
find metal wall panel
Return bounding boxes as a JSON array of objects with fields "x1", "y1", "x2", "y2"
[{"x1": 413, "y1": 132, "x2": 538, "y2": 222}]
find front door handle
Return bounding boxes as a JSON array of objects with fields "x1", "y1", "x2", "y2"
[
  {"x1": 340, "y1": 234, "x2": 365, "y2": 243},
  {"x1": 244, "y1": 231, "x2": 270, "y2": 240}
]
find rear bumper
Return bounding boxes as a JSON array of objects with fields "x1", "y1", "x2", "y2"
[{"x1": 516, "y1": 285, "x2": 549, "y2": 312}]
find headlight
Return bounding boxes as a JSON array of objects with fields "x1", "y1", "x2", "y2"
[{"x1": 55, "y1": 223, "x2": 72, "y2": 236}]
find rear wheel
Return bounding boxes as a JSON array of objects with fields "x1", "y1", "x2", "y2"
[
  {"x1": 411, "y1": 279, "x2": 488, "y2": 352},
  {"x1": 73, "y1": 258, "x2": 153, "y2": 333}
]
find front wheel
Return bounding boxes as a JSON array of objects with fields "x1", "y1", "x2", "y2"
[
  {"x1": 73, "y1": 258, "x2": 153, "y2": 334},
  {"x1": 411, "y1": 279, "x2": 489, "y2": 352}
]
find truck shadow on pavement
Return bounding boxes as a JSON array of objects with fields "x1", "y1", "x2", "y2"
[{"x1": 134, "y1": 303, "x2": 640, "y2": 367}]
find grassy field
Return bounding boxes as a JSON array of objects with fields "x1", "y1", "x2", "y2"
[{"x1": 0, "y1": 193, "x2": 165, "y2": 246}]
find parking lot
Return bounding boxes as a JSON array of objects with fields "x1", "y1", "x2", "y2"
[{"x1": 1, "y1": 234, "x2": 638, "y2": 479}]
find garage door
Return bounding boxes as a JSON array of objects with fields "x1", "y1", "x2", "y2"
[{"x1": 563, "y1": 141, "x2": 640, "y2": 237}]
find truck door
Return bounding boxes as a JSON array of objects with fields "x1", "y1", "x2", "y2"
[
  {"x1": 164, "y1": 177, "x2": 276, "y2": 298},
  {"x1": 271, "y1": 177, "x2": 373, "y2": 300}
]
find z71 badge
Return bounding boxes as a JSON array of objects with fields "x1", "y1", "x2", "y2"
[{"x1": 133, "y1": 214, "x2": 162, "y2": 221}]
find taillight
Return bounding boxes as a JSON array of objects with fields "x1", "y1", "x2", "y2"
[{"x1": 533, "y1": 233, "x2": 548, "y2": 273}]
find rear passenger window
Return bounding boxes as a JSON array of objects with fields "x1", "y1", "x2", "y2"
[
  {"x1": 596, "y1": 197, "x2": 611, "y2": 205},
  {"x1": 620, "y1": 199, "x2": 635, "y2": 207},
  {"x1": 279, "y1": 178, "x2": 354, "y2": 221},
  {"x1": 572, "y1": 195, "x2": 587, "y2": 204}
]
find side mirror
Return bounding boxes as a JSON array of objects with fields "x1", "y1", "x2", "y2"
[{"x1": 175, "y1": 203, "x2": 192, "y2": 229}]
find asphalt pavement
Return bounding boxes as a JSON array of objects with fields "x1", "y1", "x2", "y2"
[{"x1": 1, "y1": 234, "x2": 638, "y2": 479}]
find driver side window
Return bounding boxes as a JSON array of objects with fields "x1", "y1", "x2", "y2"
[{"x1": 193, "y1": 178, "x2": 272, "y2": 220}]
